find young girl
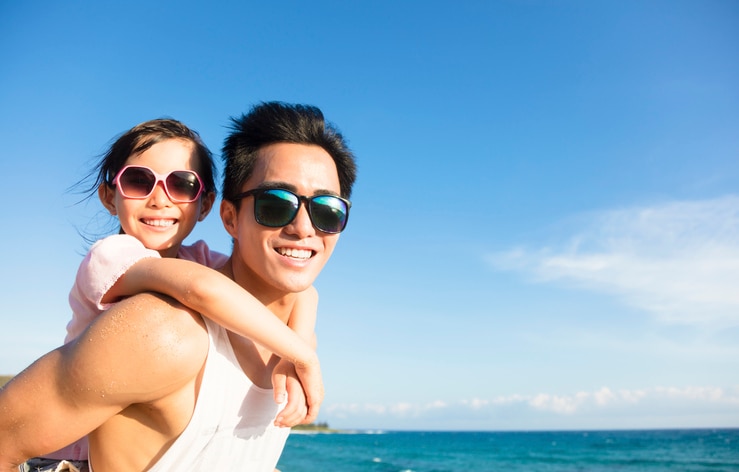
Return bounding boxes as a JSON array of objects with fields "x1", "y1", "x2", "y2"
[{"x1": 41, "y1": 119, "x2": 321, "y2": 465}]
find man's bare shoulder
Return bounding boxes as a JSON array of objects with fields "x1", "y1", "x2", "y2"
[{"x1": 68, "y1": 292, "x2": 209, "y2": 403}]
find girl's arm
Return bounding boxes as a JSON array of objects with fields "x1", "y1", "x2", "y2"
[{"x1": 105, "y1": 257, "x2": 323, "y2": 416}]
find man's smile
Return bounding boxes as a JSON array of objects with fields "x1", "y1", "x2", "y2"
[{"x1": 276, "y1": 247, "x2": 314, "y2": 260}]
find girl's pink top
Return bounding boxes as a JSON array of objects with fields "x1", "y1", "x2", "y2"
[
  {"x1": 65, "y1": 234, "x2": 227, "y2": 343},
  {"x1": 46, "y1": 234, "x2": 227, "y2": 461}
]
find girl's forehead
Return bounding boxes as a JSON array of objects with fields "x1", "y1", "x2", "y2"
[{"x1": 126, "y1": 139, "x2": 198, "y2": 172}]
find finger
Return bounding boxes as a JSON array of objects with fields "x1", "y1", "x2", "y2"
[
  {"x1": 302, "y1": 377, "x2": 324, "y2": 422},
  {"x1": 303, "y1": 400, "x2": 320, "y2": 425},
  {"x1": 281, "y1": 380, "x2": 309, "y2": 427},
  {"x1": 277, "y1": 393, "x2": 299, "y2": 427},
  {"x1": 279, "y1": 405, "x2": 305, "y2": 427},
  {"x1": 271, "y1": 370, "x2": 288, "y2": 405},
  {"x1": 297, "y1": 369, "x2": 324, "y2": 413}
]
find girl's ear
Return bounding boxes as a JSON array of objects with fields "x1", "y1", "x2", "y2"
[
  {"x1": 98, "y1": 184, "x2": 117, "y2": 215},
  {"x1": 220, "y1": 199, "x2": 239, "y2": 238},
  {"x1": 198, "y1": 191, "x2": 216, "y2": 222}
]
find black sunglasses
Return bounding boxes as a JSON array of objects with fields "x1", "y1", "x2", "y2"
[{"x1": 232, "y1": 188, "x2": 351, "y2": 234}]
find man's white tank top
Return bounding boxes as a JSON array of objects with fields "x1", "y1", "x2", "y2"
[{"x1": 147, "y1": 316, "x2": 290, "y2": 471}]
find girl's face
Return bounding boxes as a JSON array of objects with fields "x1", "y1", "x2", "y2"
[{"x1": 99, "y1": 138, "x2": 215, "y2": 258}]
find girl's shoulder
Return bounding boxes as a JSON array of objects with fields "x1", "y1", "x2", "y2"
[
  {"x1": 90, "y1": 233, "x2": 148, "y2": 253},
  {"x1": 178, "y1": 240, "x2": 228, "y2": 268},
  {"x1": 85, "y1": 234, "x2": 159, "y2": 265},
  {"x1": 80, "y1": 234, "x2": 160, "y2": 279}
]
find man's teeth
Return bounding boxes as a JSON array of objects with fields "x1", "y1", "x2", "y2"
[
  {"x1": 144, "y1": 219, "x2": 175, "y2": 227},
  {"x1": 277, "y1": 248, "x2": 312, "y2": 259}
]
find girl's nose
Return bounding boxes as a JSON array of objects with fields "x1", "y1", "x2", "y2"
[{"x1": 148, "y1": 182, "x2": 172, "y2": 207}]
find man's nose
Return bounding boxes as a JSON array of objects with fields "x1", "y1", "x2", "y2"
[{"x1": 285, "y1": 202, "x2": 315, "y2": 238}]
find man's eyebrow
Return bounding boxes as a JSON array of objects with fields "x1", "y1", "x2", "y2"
[
  {"x1": 256, "y1": 181, "x2": 297, "y2": 192},
  {"x1": 255, "y1": 181, "x2": 340, "y2": 197}
]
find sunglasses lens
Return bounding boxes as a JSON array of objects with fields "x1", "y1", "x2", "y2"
[
  {"x1": 117, "y1": 167, "x2": 202, "y2": 202},
  {"x1": 118, "y1": 167, "x2": 155, "y2": 197},
  {"x1": 166, "y1": 171, "x2": 202, "y2": 202},
  {"x1": 254, "y1": 189, "x2": 299, "y2": 227},
  {"x1": 310, "y1": 196, "x2": 348, "y2": 233},
  {"x1": 247, "y1": 188, "x2": 349, "y2": 233}
]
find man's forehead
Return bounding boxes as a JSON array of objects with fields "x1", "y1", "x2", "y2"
[{"x1": 241, "y1": 142, "x2": 340, "y2": 195}]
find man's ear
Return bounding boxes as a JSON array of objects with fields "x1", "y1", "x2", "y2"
[
  {"x1": 220, "y1": 199, "x2": 239, "y2": 238},
  {"x1": 98, "y1": 184, "x2": 117, "y2": 215},
  {"x1": 198, "y1": 191, "x2": 216, "y2": 222}
]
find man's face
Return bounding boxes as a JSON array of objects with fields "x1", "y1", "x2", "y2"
[{"x1": 222, "y1": 142, "x2": 343, "y2": 296}]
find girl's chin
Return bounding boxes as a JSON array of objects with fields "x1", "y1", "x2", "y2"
[{"x1": 138, "y1": 239, "x2": 178, "y2": 256}]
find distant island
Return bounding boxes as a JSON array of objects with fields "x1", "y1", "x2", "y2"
[
  {"x1": 0, "y1": 375, "x2": 11, "y2": 388},
  {"x1": 292, "y1": 421, "x2": 339, "y2": 433}
]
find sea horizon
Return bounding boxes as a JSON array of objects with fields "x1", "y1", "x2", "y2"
[
  {"x1": 292, "y1": 425, "x2": 739, "y2": 434},
  {"x1": 279, "y1": 427, "x2": 739, "y2": 471}
]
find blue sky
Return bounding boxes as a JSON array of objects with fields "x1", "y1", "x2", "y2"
[{"x1": 1, "y1": 1, "x2": 738, "y2": 431}]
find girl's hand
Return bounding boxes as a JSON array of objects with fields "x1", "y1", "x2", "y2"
[{"x1": 272, "y1": 358, "x2": 323, "y2": 427}]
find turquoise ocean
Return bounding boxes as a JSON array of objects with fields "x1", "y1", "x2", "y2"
[{"x1": 277, "y1": 429, "x2": 739, "y2": 471}]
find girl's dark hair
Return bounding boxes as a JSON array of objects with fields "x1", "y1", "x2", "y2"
[
  {"x1": 82, "y1": 118, "x2": 216, "y2": 198},
  {"x1": 73, "y1": 118, "x2": 216, "y2": 243}
]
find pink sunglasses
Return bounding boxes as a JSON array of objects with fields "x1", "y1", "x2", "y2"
[{"x1": 112, "y1": 165, "x2": 205, "y2": 203}]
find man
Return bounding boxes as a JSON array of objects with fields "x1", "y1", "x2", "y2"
[{"x1": 0, "y1": 102, "x2": 357, "y2": 471}]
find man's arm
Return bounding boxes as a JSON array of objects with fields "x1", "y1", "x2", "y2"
[
  {"x1": 0, "y1": 293, "x2": 207, "y2": 471},
  {"x1": 273, "y1": 286, "x2": 320, "y2": 426},
  {"x1": 0, "y1": 347, "x2": 92, "y2": 470},
  {"x1": 288, "y1": 286, "x2": 319, "y2": 349}
]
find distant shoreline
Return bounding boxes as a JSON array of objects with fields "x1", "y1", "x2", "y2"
[
  {"x1": 292, "y1": 422, "x2": 339, "y2": 433},
  {"x1": 0, "y1": 375, "x2": 11, "y2": 388}
]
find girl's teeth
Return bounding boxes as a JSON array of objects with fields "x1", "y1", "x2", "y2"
[{"x1": 144, "y1": 219, "x2": 174, "y2": 227}]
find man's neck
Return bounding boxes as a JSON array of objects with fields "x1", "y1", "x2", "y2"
[{"x1": 219, "y1": 255, "x2": 296, "y2": 324}]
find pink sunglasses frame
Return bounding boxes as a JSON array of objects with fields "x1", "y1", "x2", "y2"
[{"x1": 111, "y1": 165, "x2": 205, "y2": 203}]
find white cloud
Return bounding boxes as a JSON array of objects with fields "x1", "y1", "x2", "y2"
[
  {"x1": 526, "y1": 387, "x2": 658, "y2": 414},
  {"x1": 321, "y1": 385, "x2": 739, "y2": 431},
  {"x1": 488, "y1": 195, "x2": 739, "y2": 326}
]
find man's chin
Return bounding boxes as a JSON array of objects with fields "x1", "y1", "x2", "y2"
[
  {"x1": 281, "y1": 281, "x2": 315, "y2": 294},
  {"x1": 271, "y1": 259, "x2": 326, "y2": 291},
  {"x1": 276, "y1": 272, "x2": 320, "y2": 294}
]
